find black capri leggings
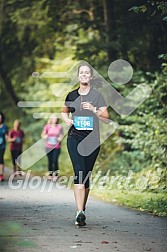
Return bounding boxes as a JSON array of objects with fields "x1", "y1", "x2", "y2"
[
  {"x1": 0, "y1": 148, "x2": 5, "y2": 164},
  {"x1": 11, "y1": 150, "x2": 22, "y2": 165},
  {"x1": 46, "y1": 148, "x2": 60, "y2": 175},
  {"x1": 67, "y1": 138, "x2": 100, "y2": 188}
]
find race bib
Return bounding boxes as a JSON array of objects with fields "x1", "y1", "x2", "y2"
[
  {"x1": 47, "y1": 136, "x2": 57, "y2": 145},
  {"x1": 15, "y1": 137, "x2": 21, "y2": 143},
  {"x1": 0, "y1": 137, "x2": 3, "y2": 145},
  {"x1": 74, "y1": 116, "x2": 93, "y2": 130}
]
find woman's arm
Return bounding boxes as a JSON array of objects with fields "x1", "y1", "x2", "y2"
[
  {"x1": 57, "y1": 127, "x2": 64, "y2": 142},
  {"x1": 7, "y1": 132, "x2": 16, "y2": 142},
  {"x1": 41, "y1": 128, "x2": 47, "y2": 139},
  {"x1": 61, "y1": 106, "x2": 73, "y2": 126},
  {"x1": 82, "y1": 102, "x2": 109, "y2": 123},
  {"x1": 96, "y1": 106, "x2": 110, "y2": 123}
]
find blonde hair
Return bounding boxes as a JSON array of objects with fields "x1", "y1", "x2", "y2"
[
  {"x1": 48, "y1": 114, "x2": 59, "y2": 124},
  {"x1": 13, "y1": 119, "x2": 21, "y2": 129}
]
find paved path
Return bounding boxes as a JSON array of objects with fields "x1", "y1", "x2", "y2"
[{"x1": 0, "y1": 170, "x2": 167, "y2": 252}]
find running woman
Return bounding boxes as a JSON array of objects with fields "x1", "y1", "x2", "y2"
[
  {"x1": 61, "y1": 63, "x2": 109, "y2": 226},
  {"x1": 0, "y1": 112, "x2": 8, "y2": 182},
  {"x1": 41, "y1": 114, "x2": 63, "y2": 181},
  {"x1": 8, "y1": 119, "x2": 24, "y2": 175}
]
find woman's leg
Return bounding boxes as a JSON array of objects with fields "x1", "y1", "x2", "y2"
[
  {"x1": 0, "y1": 163, "x2": 4, "y2": 174},
  {"x1": 74, "y1": 184, "x2": 86, "y2": 211},
  {"x1": 83, "y1": 146, "x2": 100, "y2": 209},
  {"x1": 0, "y1": 164, "x2": 4, "y2": 178},
  {"x1": 15, "y1": 150, "x2": 22, "y2": 171},
  {"x1": 15, "y1": 150, "x2": 23, "y2": 175},
  {"x1": 0, "y1": 148, "x2": 5, "y2": 181},
  {"x1": 11, "y1": 150, "x2": 17, "y2": 173},
  {"x1": 83, "y1": 188, "x2": 90, "y2": 210},
  {"x1": 67, "y1": 138, "x2": 86, "y2": 211},
  {"x1": 46, "y1": 148, "x2": 53, "y2": 175},
  {"x1": 52, "y1": 148, "x2": 60, "y2": 176}
]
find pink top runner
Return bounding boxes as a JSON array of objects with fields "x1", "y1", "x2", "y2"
[{"x1": 44, "y1": 124, "x2": 63, "y2": 149}]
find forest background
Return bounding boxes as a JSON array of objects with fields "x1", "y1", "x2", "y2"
[{"x1": 0, "y1": 0, "x2": 167, "y2": 215}]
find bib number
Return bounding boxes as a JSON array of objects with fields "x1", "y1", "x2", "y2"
[
  {"x1": 47, "y1": 137, "x2": 57, "y2": 145},
  {"x1": 0, "y1": 137, "x2": 3, "y2": 145},
  {"x1": 15, "y1": 137, "x2": 21, "y2": 143},
  {"x1": 74, "y1": 116, "x2": 93, "y2": 130}
]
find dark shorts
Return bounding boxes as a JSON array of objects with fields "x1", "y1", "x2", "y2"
[
  {"x1": 0, "y1": 148, "x2": 5, "y2": 164},
  {"x1": 67, "y1": 138, "x2": 100, "y2": 188},
  {"x1": 11, "y1": 150, "x2": 22, "y2": 165}
]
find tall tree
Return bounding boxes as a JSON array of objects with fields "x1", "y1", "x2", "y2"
[{"x1": 0, "y1": 0, "x2": 56, "y2": 105}]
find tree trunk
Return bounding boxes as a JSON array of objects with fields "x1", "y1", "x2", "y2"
[
  {"x1": 0, "y1": 60, "x2": 19, "y2": 106},
  {"x1": 103, "y1": 0, "x2": 117, "y2": 61}
]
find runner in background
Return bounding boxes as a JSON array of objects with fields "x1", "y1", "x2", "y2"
[
  {"x1": 41, "y1": 115, "x2": 63, "y2": 181},
  {"x1": 8, "y1": 119, "x2": 24, "y2": 176},
  {"x1": 61, "y1": 63, "x2": 109, "y2": 226},
  {"x1": 0, "y1": 112, "x2": 8, "y2": 182}
]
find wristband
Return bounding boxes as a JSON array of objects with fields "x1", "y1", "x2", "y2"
[{"x1": 93, "y1": 107, "x2": 97, "y2": 113}]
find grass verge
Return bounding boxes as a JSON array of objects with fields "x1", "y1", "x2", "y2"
[{"x1": 91, "y1": 188, "x2": 167, "y2": 216}]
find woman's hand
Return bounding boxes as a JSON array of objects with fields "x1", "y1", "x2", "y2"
[
  {"x1": 41, "y1": 130, "x2": 47, "y2": 139},
  {"x1": 82, "y1": 102, "x2": 95, "y2": 112},
  {"x1": 65, "y1": 118, "x2": 73, "y2": 126},
  {"x1": 7, "y1": 136, "x2": 16, "y2": 142},
  {"x1": 61, "y1": 111, "x2": 73, "y2": 126}
]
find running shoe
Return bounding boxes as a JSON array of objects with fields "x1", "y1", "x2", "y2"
[
  {"x1": 52, "y1": 176, "x2": 59, "y2": 182},
  {"x1": 75, "y1": 211, "x2": 86, "y2": 226},
  {"x1": 75, "y1": 220, "x2": 86, "y2": 226},
  {"x1": 18, "y1": 171, "x2": 24, "y2": 176},
  {"x1": 0, "y1": 175, "x2": 5, "y2": 182}
]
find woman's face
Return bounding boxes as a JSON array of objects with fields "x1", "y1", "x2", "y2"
[
  {"x1": 78, "y1": 66, "x2": 92, "y2": 85},
  {"x1": 50, "y1": 116, "x2": 58, "y2": 124},
  {"x1": 14, "y1": 120, "x2": 20, "y2": 129}
]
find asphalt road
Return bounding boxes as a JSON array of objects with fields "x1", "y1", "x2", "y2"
[{"x1": 0, "y1": 170, "x2": 167, "y2": 252}]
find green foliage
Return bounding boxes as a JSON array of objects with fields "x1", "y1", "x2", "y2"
[
  {"x1": 116, "y1": 70, "x2": 167, "y2": 170},
  {"x1": 92, "y1": 165, "x2": 167, "y2": 216},
  {"x1": 0, "y1": 222, "x2": 36, "y2": 251},
  {"x1": 92, "y1": 188, "x2": 167, "y2": 216},
  {"x1": 91, "y1": 68, "x2": 167, "y2": 216},
  {"x1": 129, "y1": 6, "x2": 147, "y2": 13},
  {"x1": 129, "y1": 1, "x2": 167, "y2": 19},
  {"x1": 1, "y1": 0, "x2": 167, "y2": 216}
]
